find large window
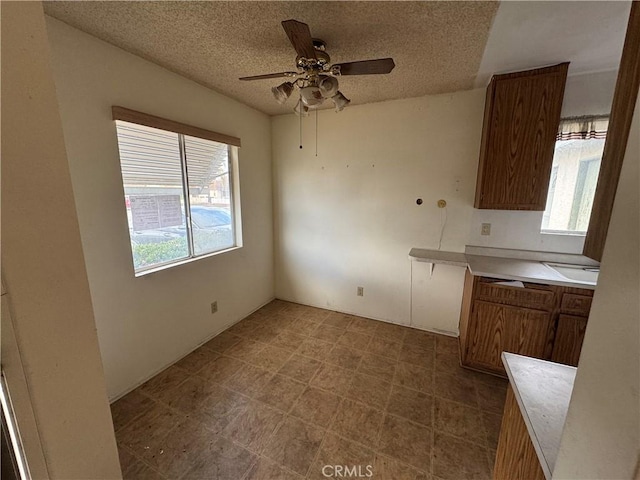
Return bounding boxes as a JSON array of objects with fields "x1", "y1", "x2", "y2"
[
  {"x1": 541, "y1": 116, "x2": 608, "y2": 234},
  {"x1": 113, "y1": 108, "x2": 241, "y2": 274}
]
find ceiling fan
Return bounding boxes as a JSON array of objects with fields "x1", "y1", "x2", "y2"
[{"x1": 239, "y1": 19, "x2": 395, "y2": 114}]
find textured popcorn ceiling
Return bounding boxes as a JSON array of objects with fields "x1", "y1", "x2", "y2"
[{"x1": 43, "y1": 1, "x2": 499, "y2": 116}]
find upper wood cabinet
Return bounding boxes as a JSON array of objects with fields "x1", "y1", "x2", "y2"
[{"x1": 474, "y1": 63, "x2": 569, "y2": 210}]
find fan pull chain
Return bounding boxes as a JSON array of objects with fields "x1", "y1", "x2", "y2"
[
  {"x1": 315, "y1": 109, "x2": 318, "y2": 157},
  {"x1": 299, "y1": 103, "x2": 303, "y2": 149}
]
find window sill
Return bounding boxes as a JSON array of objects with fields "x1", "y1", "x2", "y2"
[
  {"x1": 540, "y1": 230, "x2": 587, "y2": 237},
  {"x1": 134, "y1": 245, "x2": 242, "y2": 277}
]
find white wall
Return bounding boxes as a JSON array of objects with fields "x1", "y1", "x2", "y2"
[
  {"x1": 553, "y1": 93, "x2": 639, "y2": 479},
  {"x1": 272, "y1": 90, "x2": 484, "y2": 330},
  {"x1": 468, "y1": 70, "x2": 617, "y2": 254},
  {"x1": 2, "y1": 3, "x2": 120, "y2": 477},
  {"x1": 45, "y1": 17, "x2": 274, "y2": 400}
]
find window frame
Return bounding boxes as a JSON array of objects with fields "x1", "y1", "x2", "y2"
[
  {"x1": 540, "y1": 116, "x2": 608, "y2": 236},
  {"x1": 112, "y1": 107, "x2": 242, "y2": 276}
]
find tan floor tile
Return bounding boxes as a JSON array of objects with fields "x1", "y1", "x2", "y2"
[
  {"x1": 326, "y1": 345, "x2": 364, "y2": 370},
  {"x1": 203, "y1": 331, "x2": 242, "y2": 353},
  {"x1": 394, "y1": 362, "x2": 434, "y2": 393},
  {"x1": 475, "y1": 381, "x2": 506, "y2": 413},
  {"x1": 140, "y1": 418, "x2": 210, "y2": 478},
  {"x1": 248, "y1": 344, "x2": 293, "y2": 372},
  {"x1": 338, "y1": 330, "x2": 373, "y2": 351},
  {"x1": 174, "y1": 346, "x2": 220, "y2": 374},
  {"x1": 259, "y1": 300, "x2": 288, "y2": 314},
  {"x1": 245, "y1": 457, "x2": 304, "y2": 480},
  {"x1": 322, "y1": 312, "x2": 353, "y2": 329},
  {"x1": 398, "y1": 342, "x2": 436, "y2": 367},
  {"x1": 310, "y1": 325, "x2": 345, "y2": 343},
  {"x1": 310, "y1": 363, "x2": 355, "y2": 396},
  {"x1": 286, "y1": 318, "x2": 320, "y2": 336},
  {"x1": 432, "y1": 432, "x2": 491, "y2": 480},
  {"x1": 154, "y1": 375, "x2": 218, "y2": 414},
  {"x1": 434, "y1": 351, "x2": 464, "y2": 377},
  {"x1": 262, "y1": 416, "x2": 325, "y2": 476},
  {"x1": 139, "y1": 365, "x2": 189, "y2": 397},
  {"x1": 250, "y1": 324, "x2": 281, "y2": 343},
  {"x1": 111, "y1": 390, "x2": 155, "y2": 432},
  {"x1": 256, "y1": 374, "x2": 306, "y2": 411},
  {"x1": 434, "y1": 398, "x2": 486, "y2": 445},
  {"x1": 226, "y1": 318, "x2": 262, "y2": 337},
  {"x1": 487, "y1": 448, "x2": 497, "y2": 475},
  {"x1": 299, "y1": 307, "x2": 331, "y2": 323},
  {"x1": 116, "y1": 402, "x2": 184, "y2": 458},
  {"x1": 222, "y1": 400, "x2": 284, "y2": 452},
  {"x1": 366, "y1": 337, "x2": 402, "y2": 360},
  {"x1": 270, "y1": 330, "x2": 307, "y2": 351},
  {"x1": 372, "y1": 454, "x2": 430, "y2": 480},
  {"x1": 434, "y1": 372, "x2": 478, "y2": 407},
  {"x1": 297, "y1": 338, "x2": 333, "y2": 361},
  {"x1": 196, "y1": 387, "x2": 249, "y2": 434},
  {"x1": 281, "y1": 302, "x2": 312, "y2": 318},
  {"x1": 374, "y1": 322, "x2": 408, "y2": 342},
  {"x1": 224, "y1": 338, "x2": 267, "y2": 362},
  {"x1": 387, "y1": 385, "x2": 433, "y2": 427},
  {"x1": 224, "y1": 363, "x2": 273, "y2": 396},
  {"x1": 308, "y1": 433, "x2": 375, "y2": 480},
  {"x1": 278, "y1": 354, "x2": 322, "y2": 383},
  {"x1": 482, "y1": 411, "x2": 503, "y2": 449},
  {"x1": 197, "y1": 355, "x2": 244, "y2": 384},
  {"x1": 377, "y1": 414, "x2": 432, "y2": 472},
  {"x1": 331, "y1": 399, "x2": 384, "y2": 448},
  {"x1": 358, "y1": 353, "x2": 397, "y2": 382},
  {"x1": 345, "y1": 373, "x2": 392, "y2": 410},
  {"x1": 183, "y1": 436, "x2": 256, "y2": 480},
  {"x1": 435, "y1": 335, "x2": 460, "y2": 355},
  {"x1": 121, "y1": 454, "x2": 165, "y2": 480},
  {"x1": 290, "y1": 387, "x2": 341, "y2": 427},
  {"x1": 403, "y1": 330, "x2": 437, "y2": 351},
  {"x1": 347, "y1": 316, "x2": 380, "y2": 336}
]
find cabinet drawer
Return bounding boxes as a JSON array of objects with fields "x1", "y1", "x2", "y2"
[
  {"x1": 560, "y1": 293, "x2": 592, "y2": 316},
  {"x1": 476, "y1": 281, "x2": 555, "y2": 311}
]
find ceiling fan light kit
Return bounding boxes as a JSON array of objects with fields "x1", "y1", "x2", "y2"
[
  {"x1": 271, "y1": 82, "x2": 294, "y2": 104},
  {"x1": 240, "y1": 19, "x2": 395, "y2": 115}
]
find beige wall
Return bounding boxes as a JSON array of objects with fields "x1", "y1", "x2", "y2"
[
  {"x1": 45, "y1": 17, "x2": 274, "y2": 400},
  {"x1": 1, "y1": 2, "x2": 121, "y2": 477},
  {"x1": 272, "y1": 90, "x2": 484, "y2": 331},
  {"x1": 553, "y1": 93, "x2": 639, "y2": 478}
]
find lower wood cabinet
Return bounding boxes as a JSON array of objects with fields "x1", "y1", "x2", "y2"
[
  {"x1": 459, "y1": 270, "x2": 593, "y2": 376},
  {"x1": 466, "y1": 302, "x2": 552, "y2": 374},
  {"x1": 494, "y1": 386, "x2": 546, "y2": 480},
  {"x1": 550, "y1": 314, "x2": 589, "y2": 367}
]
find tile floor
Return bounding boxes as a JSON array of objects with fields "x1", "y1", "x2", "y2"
[{"x1": 113, "y1": 300, "x2": 508, "y2": 480}]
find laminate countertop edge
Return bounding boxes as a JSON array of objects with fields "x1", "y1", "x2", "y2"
[
  {"x1": 502, "y1": 352, "x2": 577, "y2": 480},
  {"x1": 408, "y1": 248, "x2": 597, "y2": 290}
]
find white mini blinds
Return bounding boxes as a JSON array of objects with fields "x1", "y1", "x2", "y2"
[{"x1": 113, "y1": 107, "x2": 241, "y2": 275}]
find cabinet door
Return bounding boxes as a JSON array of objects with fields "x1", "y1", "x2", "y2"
[
  {"x1": 466, "y1": 301, "x2": 553, "y2": 374},
  {"x1": 475, "y1": 63, "x2": 569, "y2": 210},
  {"x1": 551, "y1": 314, "x2": 589, "y2": 367}
]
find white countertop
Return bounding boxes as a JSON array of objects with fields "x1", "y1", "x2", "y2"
[
  {"x1": 408, "y1": 248, "x2": 468, "y2": 267},
  {"x1": 465, "y1": 254, "x2": 596, "y2": 290},
  {"x1": 408, "y1": 247, "x2": 597, "y2": 289},
  {"x1": 502, "y1": 353, "x2": 576, "y2": 480}
]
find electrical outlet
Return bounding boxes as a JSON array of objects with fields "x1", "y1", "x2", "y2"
[
  {"x1": 481, "y1": 223, "x2": 491, "y2": 236},
  {"x1": 357, "y1": 286, "x2": 364, "y2": 297},
  {"x1": 211, "y1": 301, "x2": 218, "y2": 314}
]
